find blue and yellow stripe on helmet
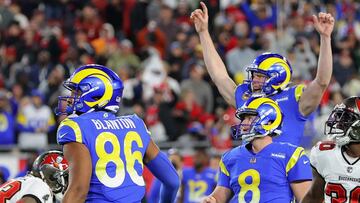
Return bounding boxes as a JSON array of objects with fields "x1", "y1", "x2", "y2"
[
  {"x1": 257, "y1": 56, "x2": 292, "y2": 91},
  {"x1": 70, "y1": 67, "x2": 113, "y2": 108},
  {"x1": 247, "y1": 97, "x2": 282, "y2": 132}
]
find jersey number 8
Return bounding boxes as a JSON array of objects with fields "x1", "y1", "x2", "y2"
[
  {"x1": 95, "y1": 131, "x2": 145, "y2": 188},
  {"x1": 238, "y1": 169, "x2": 261, "y2": 203}
]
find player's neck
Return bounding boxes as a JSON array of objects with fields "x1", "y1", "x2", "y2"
[
  {"x1": 344, "y1": 143, "x2": 360, "y2": 158},
  {"x1": 251, "y1": 136, "x2": 272, "y2": 153}
]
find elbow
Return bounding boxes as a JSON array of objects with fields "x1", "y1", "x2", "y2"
[
  {"x1": 161, "y1": 172, "x2": 180, "y2": 192},
  {"x1": 314, "y1": 78, "x2": 329, "y2": 91},
  {"x1": 300, "y1": 104, "x2": 317, "y2": 117},
  {"x1": 167, "y1": 175, "x2": 180, "y2": 190}
]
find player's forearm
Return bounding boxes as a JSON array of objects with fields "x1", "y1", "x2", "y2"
[
  {"x1": 299, "y1": 36, "x2": 332, "y2": 116},
  {"x1": 198, "y1": 31, "x2": 237, "y2": 106},
  {"x1": 315, "y1": 36, "x2": 332, "y2": 88},
  {"x1": 146, "y1": 151, "x2": 180, "y2": 203},
  {"x1": 198, "y1": 31, "x2": 231, "y2": 84}
]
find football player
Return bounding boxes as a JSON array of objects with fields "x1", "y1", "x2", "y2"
[
  {"x1": 56, "y1": 64, "x2": 179, "y2": 203},
  {"x1": 0, "y1": 150, "x2": 68, "y2": 203},
  {"x1": 179, "y1": 147, "x2": 217, "y2": 203},
  {"x1": 303, "y1": 96, "x2": 360, "y2": 203},
  {"x1": 190, "y1": 2, "x2": 335, "y2": 145},
  {"x1": 202, "y1": 97, "x2": 312, "y2": 203}
]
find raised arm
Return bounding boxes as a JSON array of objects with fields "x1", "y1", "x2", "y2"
[
  {"x1": 299, "y1": 13, "x2": 335, "y2": 116},
  {"x1": 190, "y1": 2, "x2": 237, "y2": 107}
]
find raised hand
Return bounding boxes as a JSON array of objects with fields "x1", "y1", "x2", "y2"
[
  {"x1": 313, "y1": 12, "x2": 335, "y2": 38},
  {"x1": 190, "y1": 2, "x2": 209, "y2": 33}
]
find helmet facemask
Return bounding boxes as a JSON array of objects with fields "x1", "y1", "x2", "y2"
[
  {"x1": 40, "y1": 164, "x2": 68, "y2": 194},
  {"x1": 325, "y1": 105, "x2": 360, "y2": 146},
  {"x1": 56, "y1": 81, "x2": 84, "y2": 116},
  {"x1": 231, "y1": 108, "x2": 260, "y2": 142}
]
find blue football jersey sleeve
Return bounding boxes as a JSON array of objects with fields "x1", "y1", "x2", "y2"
[
  {"x1": 57, "y1": 117, "x2": 84, "y2": 145},
  {"x1": 235, "y1": 84, "x2": 251, "y2": 109},
  {"x1": 286, "y1": 84, "x2": 307, "y2": 120},
  {"x1": 217, "y1": 152, "x2": 231, "y2": 189},
  {"x1": 285, "y1": 146, "x2": 313, "y2": 182}
]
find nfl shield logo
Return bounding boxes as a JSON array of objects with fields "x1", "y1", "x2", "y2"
[{"x1": 347, "y1": 167, "x2": 353, "y2": 173}]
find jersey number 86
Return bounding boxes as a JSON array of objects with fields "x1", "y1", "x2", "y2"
[{"x1": 95, "y1": 131, "x2": 145, "y2": 188}]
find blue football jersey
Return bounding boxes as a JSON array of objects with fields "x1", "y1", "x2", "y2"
[
  {"x1": 57, "y1": 111, "x2": 151, "y2": 203},
  {"x1": 218, "y1": 142, "x2": 312, "y2": 203},
  {"x1": 235, "y1": 84, "x2": 307, "y2": 145},
  {"x1": 182, "y1": 167, "x2": 217, "y2": 203}
]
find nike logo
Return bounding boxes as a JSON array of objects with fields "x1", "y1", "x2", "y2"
[
  {"x1": 303, "y1": 160, "x2": 309, "y2": 164},
  {"x1": 59, "y1": 132, "x2": 67, "y2": 139}
]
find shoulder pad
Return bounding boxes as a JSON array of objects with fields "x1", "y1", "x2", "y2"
[{"x1": 57, "y1": 118, "x2": 83, "y2": 144}]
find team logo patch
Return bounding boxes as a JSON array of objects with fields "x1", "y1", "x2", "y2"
[
  {"x1": 347, "y1": 166, "x2": 353, "y2": 173},
  {"x1": 242, "y1": 92, "x2": 250, "y2": 100}
]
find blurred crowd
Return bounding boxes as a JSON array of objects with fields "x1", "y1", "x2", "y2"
[{"x1": 0, "y1": 0, "x2": 360, "y2": 152}]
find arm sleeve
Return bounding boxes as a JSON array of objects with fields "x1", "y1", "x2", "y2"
[
  {"x1": 148, "y1": 178, "x2": 162, "y2": 203},
  {"x1": 217, "y1": 158, "x2": 231, "y2": 189},
  {"x1": 286, "y1": 147, "x2": 313, "y2": 182},
  {"x1": 146, "y1": 151, "x2": 180, "y2": 203}
]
